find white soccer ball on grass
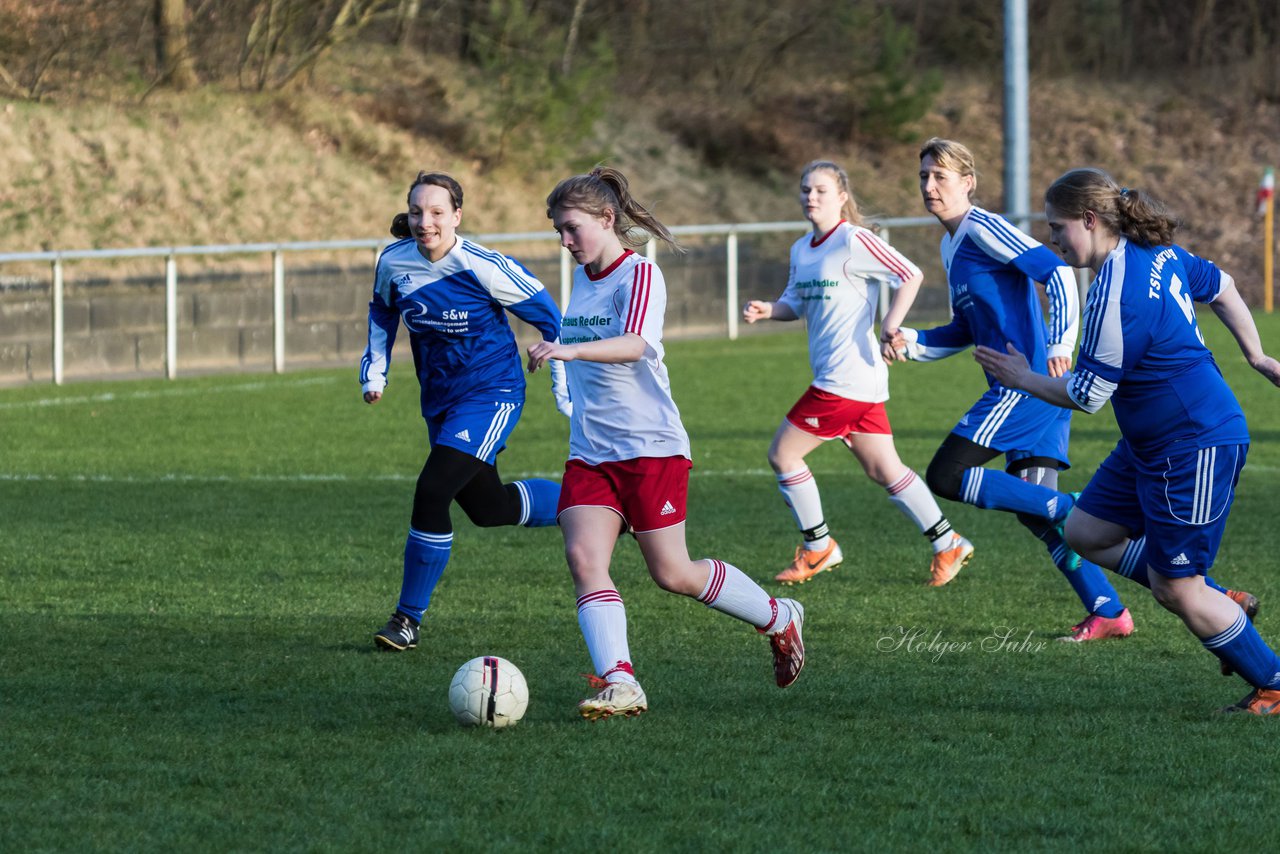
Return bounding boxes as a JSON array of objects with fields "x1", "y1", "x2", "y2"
[{"x1": 448, "y1": 656, "x2": 529, "y2": 728}]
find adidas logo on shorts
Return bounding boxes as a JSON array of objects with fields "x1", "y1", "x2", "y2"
[
  {"x1": 805, "y1": 417, "x2": 820, "y2": 428},
  {"x1": 454, "y1": 429, "x2": 471, "y2": 442},
  {"x1": 1171, "y1": 553, "x2": 1191, "y2": 566},
  {"x1": 660, "y1": 500, "x2": 677, "y2": 516}
]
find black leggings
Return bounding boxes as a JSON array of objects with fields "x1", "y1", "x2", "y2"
[
  {"x1": 410, "y1": 445, "x2": 524, "y2": 533},
  {"x1": 925, "y1": 432, "x2": 1062, "y2": 536}
]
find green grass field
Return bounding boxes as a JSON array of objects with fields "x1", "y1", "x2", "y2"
[{"x1": 4, "y1": 317, "x2": 1280, "y2": 852}]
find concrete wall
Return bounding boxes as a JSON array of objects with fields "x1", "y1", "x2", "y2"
[{"x1": 0, "y1": 265, "x2": 377, "y2": 385}]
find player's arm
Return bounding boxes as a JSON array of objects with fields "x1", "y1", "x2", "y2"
[
  {"x1": 532, "y1": 261, "x2": 666, "y2": 371},
  {"x1": 1036, "y1": 263, "x2": 1080, "y2": 377},
  {"x1": 851, "y1": 229, "x2": 926, "y2": 362},
  {"x1": 360, "y1": 262, "x2": 400, "y2": 404},
  {"x1": 504, "y1": 288, "x2": 577, "y2": 413},
  {"x1": 973, "y1": 344, "x2": 1081, "y2": 410},
  {"x1": 743, "y1": 299, "x2": 799, "y2": 323},
  {"x1": 475, "y1": 248, "x2": 563, "y2": 342},
  {"x1": 1208, "y1": 272, "x2": 1280, "y2": 387},
  {"x1": 892, "y1": 307, "x2": 974, "y2": 363},
  {"x1": 744, "y1": 256, "x2": 800, "y2": 324},
  {"x1": 473, "y1": 248, "x2": 575, "y2": 414},
  {"x1": 977, "y1": 268, "x2": 1122, "y2": 412},
  {"x1": 971, "y1": 212, "x2": 1080, "y2": 377},
  {"x1": 528, "y1": 332, "x2": 647, "y2": 371}
]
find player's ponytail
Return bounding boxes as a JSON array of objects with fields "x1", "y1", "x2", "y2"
[
  {"x1": 801, "y1": 160, "x2": 865, "y2": 227},
  {"x1": 389, "y1": 212, "x2": 411, "y2": 239},
  {"x1": 546, "y1": 166, "x2": 684, "y2": 253},
  {"x1": 1045, "y1": 168, "x2": 1179, "y2": 247}
]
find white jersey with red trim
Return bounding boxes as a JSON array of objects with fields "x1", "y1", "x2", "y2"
[
  {"x1": 559, "y1": 250, "x2": 691, "y2": 465},
  {"x1": 777, "y1": 221, "x2": 920, "y2": 402}
]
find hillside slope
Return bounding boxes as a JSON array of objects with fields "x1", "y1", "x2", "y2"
[{"x1": 2, "y1": 52, "x2": 1277, "y2": 300}]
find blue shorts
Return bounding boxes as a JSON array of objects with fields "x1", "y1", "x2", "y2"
[
  {"x1": 1076, "y1": 440, "x2": 1247, "y2": 578},
  {"x1": 954, "y1": 386, "x2": 1073, "y2": 468},
  {"x1": 427, "y1": 397, "x2": 524, "y2": 465}
]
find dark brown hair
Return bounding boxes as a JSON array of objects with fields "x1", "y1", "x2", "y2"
[
  {"x1": 390, "y1": 171, "x2": 464, "y2": 238},
  {"x1": 408, "y1": 171, "x2": 463, "y2": 210}
]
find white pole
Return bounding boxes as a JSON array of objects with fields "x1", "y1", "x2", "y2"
[
  {"x1": 51, "y1": 259, "x2": 64, "y2": 385},
  {"x1": 273, "y1": 251, "x2": 285, "y2": 373},
  {"x1": 726, "y1": 230, "x2": 739, "y2": 340},
  {"x1": 165, "y1": 254, "x2": 178, "y2": 379},
  {"x1": 1003, "y1": 0, "x2": 1030, "y2": 232},
  {"x1": 646, "y1": 238, "x2": 656, "y2": 262},
  {"x1": 559, "y1": 246, "x2": 571, "y2": 310}
]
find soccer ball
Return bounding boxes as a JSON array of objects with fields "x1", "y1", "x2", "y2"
[{"x1": 448, "y1": 656, "x2": 529, "y2": 728}]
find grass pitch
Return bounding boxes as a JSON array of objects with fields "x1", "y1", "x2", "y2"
[{"x1": 4, "y1": 317, "x2": 1280, "y2": 852}]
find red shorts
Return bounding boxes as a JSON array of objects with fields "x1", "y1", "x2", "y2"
[
  {"x1": 785, "y1": 386, "x2": 892, "y2": 439},
  {"x1": 558, "y1": 456, "x2": 692, "y2": 533}
]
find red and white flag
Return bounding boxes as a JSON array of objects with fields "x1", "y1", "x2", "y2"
[{"x1": 1257, "y1": 167, "x2": 1274, "y2": 217}]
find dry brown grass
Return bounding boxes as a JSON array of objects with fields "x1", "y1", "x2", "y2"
[{"x1": 2, "y1": 51, "x2": 1277, "y2": 301}]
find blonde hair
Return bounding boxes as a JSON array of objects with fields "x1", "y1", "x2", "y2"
[
  {"x1": 546, "y1": 166, "x2": 682, "y2": 252},
  {"x1": 919, "y1": 137, "x2": 978, "y2": 195},
  {"x1": 801, "y1": 160, "x2": 864, "y2": 226},
  {"x1": 1045, "y1": 167, "x2": 1179, "y2": 247}
]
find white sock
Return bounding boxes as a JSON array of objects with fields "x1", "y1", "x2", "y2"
[
  {"x1": 697, "y1": 559, "x2": 792, "y2": 632},
  {"x1": 777, "y1": 466, "x2": 830, "y2": 551},
  {"x1": 576, "y1": 589, "x2": 638, "y2": 684},
  {"x1": 886, "y1": 469, "x2": 951, "y2": 551}
]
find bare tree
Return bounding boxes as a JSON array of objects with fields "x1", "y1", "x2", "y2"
[
  {"x1": 155, "y1": 0, "x2": 200, "y2": 89},
  {"x1": 393, "y1": 0, "x2": 420, "y2": 47},
  {"x1": 562, "y1": 0, "x2": 587, "y2": 75},
  {"x1": 238, "y1": 0, "x2": 383, "y2": 91}
]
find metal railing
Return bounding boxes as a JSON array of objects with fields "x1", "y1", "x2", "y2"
[{"x1": 0, "y1": 214, "x2": 1039, "y2": 385}]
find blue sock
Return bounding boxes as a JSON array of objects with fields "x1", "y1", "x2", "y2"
[
  {"x1": 514, "y1": 478, "x2": 560, "y2": 527},
  {"x1": 1113, "y1": 536, "x2": 1228, "y2": 594},
  {"x1": 1041, "y1": 528, "x2": 1125, "y2": 617},
  {"x1": 1203, "y1": 611, "x2": 1280, "y2": 689},
  {"x1": 961, "y1": 468, "x2": 1071, "y2": 521},
  {"x1": 397, "y1": 527, "x2": 453, "y2": 623}
]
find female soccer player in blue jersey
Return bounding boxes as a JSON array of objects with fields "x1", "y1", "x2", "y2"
[
  {"x1": 360, "y1": 171, "x2": 568, "y2": 652},
  {"x1": 885, "y1": 138, "x2": 1134, "y2": 641},
  {"x1": 527, "y1": 167, "x2": 806, "y2": 719},
  {"x1": 976, "y1": 167, "x2": 1280, "y2": 714}
]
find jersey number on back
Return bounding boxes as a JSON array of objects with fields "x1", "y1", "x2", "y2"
[{"x1": 1169, "y1": 274, "x2": 1206, "y2": 345}]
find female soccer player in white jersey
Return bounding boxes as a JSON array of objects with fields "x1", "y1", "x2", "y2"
[
  {"x1": 742, "y1": 160, "x2": 973, "y2": 587},
  {"x1": 976, "y1": 168, "x2": 1280, "y2": 713},
  {"x1": 360, "y1": 171, "x2": 568, "y2": 652},
  {"x1": 885, "y1": 138, "x2": 1136, "y2": 641},
  {"x1": 526, "y1": 167, "x2": 806, "y2": 720}
]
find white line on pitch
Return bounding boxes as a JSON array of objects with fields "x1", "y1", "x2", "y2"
[
  {"x1": 3, "y1": 464, "x2": 1277, "y2": 483},
  {"x1": 0, "y1": 376, "x2": 340, "y2": 410},
  {"x1": 0, "y1": 468, "x2": 785, "y2": 484}
]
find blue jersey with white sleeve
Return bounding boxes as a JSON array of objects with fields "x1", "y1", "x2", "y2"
[
  {"x1": 1067, "y1": 238, "x2": 1247, "y2": 457},
  {"x1": 910, "y1": 206, "x2": 1079, "y2": 382},
  {"x1": 360, "y1": 236, "x2": 562, "y2": 420}
]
